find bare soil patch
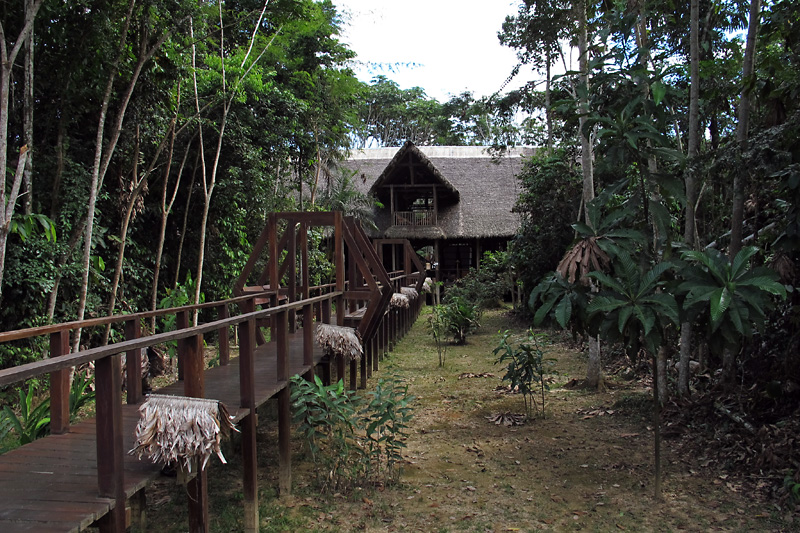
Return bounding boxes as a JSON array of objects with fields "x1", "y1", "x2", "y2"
[{"x1": 143, "y1": 308, "x2": 795, "y2": 532}]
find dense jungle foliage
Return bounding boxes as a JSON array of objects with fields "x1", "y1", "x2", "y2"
[
  {"x1": 0, "y1": 0, "x2": 520, "y2": 368},
  {"x1": 1, "y1": 0, "x2": 799, "y2": 436}
]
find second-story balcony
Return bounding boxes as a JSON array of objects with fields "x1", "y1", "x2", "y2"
[{"x1": 393, "y1": 209, "x2": 437, "y2": 226}]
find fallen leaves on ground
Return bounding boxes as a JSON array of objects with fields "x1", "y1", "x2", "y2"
[
  {"x1": 485, "y1": 412, "x2": 526, "y2": 426},
  {"x1": 458, "y1": 372, "x2": 495, "y2": 379}
]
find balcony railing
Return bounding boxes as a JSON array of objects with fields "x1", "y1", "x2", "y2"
[{"x1": 393, "y1": 209, "x2": 436, "y2": 226}]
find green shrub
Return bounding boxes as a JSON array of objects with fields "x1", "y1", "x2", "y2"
[
  {"x1": 290, "y1": 375, "x2": 361, "y2": 492},
  {"x1": 439, "y1": 297, "x2": 481, "y2": 345},
  {"x1": 1, "y1": 382, "x2": 51, "y2": 447},
  {"x1": 445, "y1": 251, "x2": 512, "y2": 309},
  {"x1": 427, "y1": 306, "x2": 449, "y2": 367},
  {"x1": 494, "y1": 330, "x2": 556, "y2": 418},
  {"x1": 290, "y1": 374, "x2": 415, "y2": 492},
  {"x1": 359, "y1": 377, "x2": 415, "y2": 483},
  {"x1": 0, "y1": 372, "x2": 96, "y2": 453}
]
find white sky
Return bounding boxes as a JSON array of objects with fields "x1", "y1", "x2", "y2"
[{"x1": 333, "y1": 0, "x2": 532, "y2": 102}]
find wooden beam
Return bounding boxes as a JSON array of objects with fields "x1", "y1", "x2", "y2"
[
  {"x1": 95, "y1": 354, "x2": 125, "y2": 532},
  {"x1": 183, "y1": 333, "x2": 208, "y2": 533},
  {"x1": 125, "y1": 318, "x2": 142, "y2": 404},
  {"x1": 217, "y1": 304, "x2": 230, "y2": 366},
  {"x1": 276, "y1": 311, "x2": 291, "y2": 496},
  {"x1": 49, "y1": 330, "x2": 70, "y2": 435},
  {"x1": 238, "y1": 299, "x2": 258, "y2": 532}
]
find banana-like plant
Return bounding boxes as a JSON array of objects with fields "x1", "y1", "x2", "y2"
[
  {"x1": 586, "y1": 256, "x2": 680, "y2": 356},
  {"x1": 678, "y1": 246, "x2": 787, "y2": 355}
]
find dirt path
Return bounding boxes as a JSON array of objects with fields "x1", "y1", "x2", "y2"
[{"x1": 144, "y1": 307, "x2": 790, "y2": 532}]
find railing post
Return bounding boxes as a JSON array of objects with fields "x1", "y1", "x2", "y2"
[
  {"x1": 217, "y1": 303, "x2": 230, "y2": 366},
  {"x1": 349, "y1": 358, "x2": 357, "y2": 391},
  {"x1": 238, "y1": 299, "x2": 258, "y2": 532},
  {"x1": 372, "y1": 334, "x2": 379, "y2": 372},
  {"x1": 276, "y1": 310, "x2": 291, "y2": 496},
  {"x1": 303, "y1": 303, "x2": 314, "y2": 380},
  {"x1": 95, "y1": 354, "x2": 125, "y2": 532},
  {"x1": 288, "y1": 220, "x2": 297, "y2": 334},
  {"x1": 49, "y1": 330, "x2": 70, "y2": 434},
  {"x1": 359, "y1": 349, "x2": 367, "y2": 389},
  {"x1": 126, "y1": 318, "x2": 142, "y2": 404},
  {"x1": 182, "y1": 331, "x2": 208, "y2": 533},
  {"x1": 322, "y1": 299, "x2": 332, "y2": 325}
]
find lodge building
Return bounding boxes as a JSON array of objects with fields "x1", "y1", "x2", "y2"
[{"x1": 345, "y1": 141, "x2": 534, "y2": 282}]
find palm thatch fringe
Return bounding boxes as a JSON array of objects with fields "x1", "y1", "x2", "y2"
[
  {"x1": 400, "y1": 286, "x2": 419, "y2": 300},
  {"x1": 422, "y1": 277, "x2": 433, "y2": 293},
  {"x1": 314, "y1": 323, "x2": 363, "y2": 361},
  {"x1": 390, "y1": 293, "x2": 410, "y2": 309},
  {"x1": 129, "y1": 394, "x2": 237, "y2": 473}
]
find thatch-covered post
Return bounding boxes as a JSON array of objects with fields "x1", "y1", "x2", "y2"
[
  {"x1": 238, "y1": 298, "x2": 258, "y2": 532},
  {"x1": 49, "y1": 330, "x2": 70, "y2": 434},
  {"x1": 126, "y1": 318, "x2": 143, "y2": 404},
  {"x1": 95, "y1": 353, "x2": 125, "y2": 532},
  {"x1": 182, "y1": 332, "x2": 209, "y2": 533},
  {"x1": 275, "y1": 310, "x2": 291, "y2": 496}
]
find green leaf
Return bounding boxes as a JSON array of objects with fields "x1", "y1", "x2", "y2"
[
  {"x1": 710, "y1": 287, "x2": 732, "y2": 325},
  {"x1": 533, "y1": 296, "x2": 557, "y2": 326},
  {"x1": 587, "y1": 295, "x2": 627, "y2": 314},
  {"x1": 730, "y1": 246, "x2": 758, "y2": 279},
  {"x1": 651, "y1": 81, "x2": 667, "y2": 105},
  {"x1": 554, "y1": 296, "x2": 572, "y2": 328},
  {"x1": 617, "y1": 306, "x2": 634, "y2": 333}
]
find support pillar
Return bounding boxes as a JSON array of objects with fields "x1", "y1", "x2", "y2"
[
  {"x1": 183, "y1": 333, "x2": 208, "y2": 533},
  {"x1": 239, "y1": 299, "x2": 258, "y2": 532},
  {"x1": 276, "y1": 311, "x2": 291, "y2": 496}
]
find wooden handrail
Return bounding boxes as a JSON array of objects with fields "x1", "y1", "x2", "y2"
[
  {"x1": 0, "y1": 291, "x2": 277, "y2": 343},
  {"x1": 0, "y1": 291, "x2": 342, "y2": 387}
]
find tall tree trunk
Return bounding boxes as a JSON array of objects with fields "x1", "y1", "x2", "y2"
[
  {"x1": 545, "y1": 51, "x2": 553, "y2": 153},
  {"x1": 730, "y1": 0, "x2": 762, "y2": 260},
  {"x1": 46, "y1": 215, "x2": 87, "y2": 322},
  {"x1": 151, "y1": 128, "x2": 189, "y2": 332},
  {"x1": 50, "y1": 113, "x2": 67, "y2": 219},
  {"x1": 22, "y1": 0, "x2": 34, "y2": 216},
  {"x1": 189, "y1": 1, "x2": 276, "y2": 324},
  {"x1": 577, "y1": 0, "x2": 600, "y2": 389},
  {"x1": 73, "y1": 4, "x2": 175, "y2": 351},
  {"x1": 73, "y1": 0, "x2": 135, "y2": 351},
  {"x1": 0, "y1": 0, "x2": 43, "y2": 303},
  {"x1": 103, "y1": 123, "x2": 172, "y2": 344},
  {"x1": 679, "y1": 0, "x2": 702, "y2": 398},
  {"x1": 173, "y1": 152, "x2": 199, "y2": 290},
  {"x1": 725, "y1": 0, "x2": 761, "y2": 387},
  {"x1": 0, "y1": 149, "x2": 29, "y2": 297}
]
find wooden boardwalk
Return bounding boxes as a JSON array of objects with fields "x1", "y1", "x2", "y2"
[
  {"x1": 0, "y1": 330, "x2": 326, "y2": 532},
  {"x1": 0, "y1": 214, "x2": 426, "y2": 532}
]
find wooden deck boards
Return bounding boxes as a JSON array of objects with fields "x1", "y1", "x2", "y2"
[{"x1": 0, "y1": 329, "x2": 325, "y2": 532}]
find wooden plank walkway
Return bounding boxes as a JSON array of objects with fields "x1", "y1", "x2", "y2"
[{"x1": 0, "y1": 329, "x2": 325, "y2": 532}]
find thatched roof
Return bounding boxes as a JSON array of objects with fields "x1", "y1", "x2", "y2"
[
  {"x1": 367, "y1": 142, "x2": 460, "y2": 200},
  {"x1": 345, "y1": 142, "x2": 535, "y2": 240}
]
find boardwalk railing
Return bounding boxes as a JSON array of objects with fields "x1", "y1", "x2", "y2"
[{"x1": 0, "y1": 212, "x2": 428, "y2": 533}]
